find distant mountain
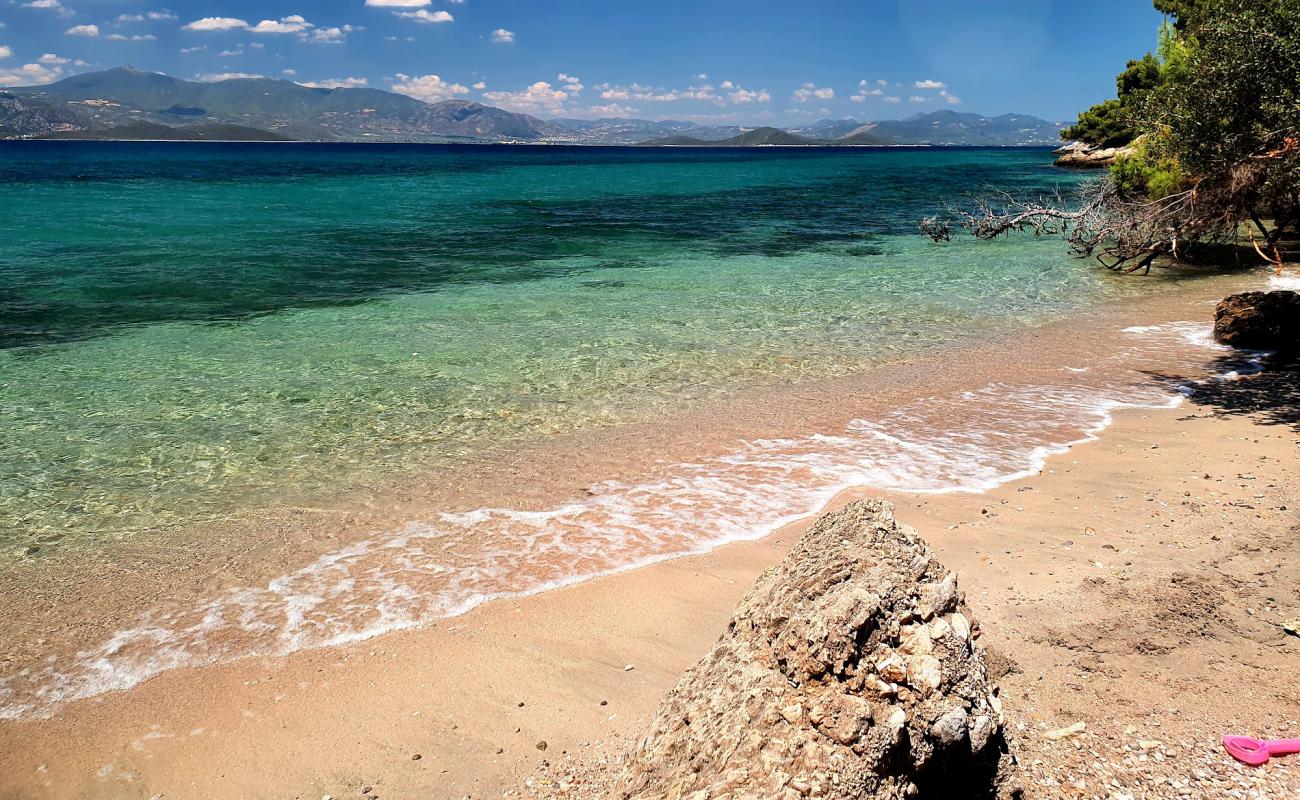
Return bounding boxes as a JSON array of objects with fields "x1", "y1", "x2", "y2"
[
  {"x1": 39, "y1": 121, "x2": 292, "y2": 141},
  {"x1": 788, "y1": 117, "x2": 865, "y2": 140},
  {"x1": 838, "y1": 110, "x2": 1063, "y2": 146},
  {"x1": 1, "y1": 68, "x2": 1066, "y2": 146},
  {"x1": 639, "y1": 126, "x2": 821, "y2": 147},
  {"x1": 0, "y1": 91, "x2": 85, "y2": 137},
  {"x1": 3, "y1": 66, "x2": 567, "y2": 142},
  {"x1": 553, "y1": 118, "x2": 746, "y2": 144}
]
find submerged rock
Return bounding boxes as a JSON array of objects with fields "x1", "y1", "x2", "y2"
[
  {"x1": 612, "y1": 499, "x2": 1020, "y2": 800},
  {"x1": 1214, "y1": 290, "x2": 1300, "y2": 352}
]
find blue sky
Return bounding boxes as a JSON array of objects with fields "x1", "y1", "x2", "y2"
[{"x1": 1, "y1": 0, "x2": 1166, "y2": 123}]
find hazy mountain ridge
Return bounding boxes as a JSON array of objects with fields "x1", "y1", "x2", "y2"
[{"x1": 1, "y1": 68, "x2": 1065, "y2": 146}]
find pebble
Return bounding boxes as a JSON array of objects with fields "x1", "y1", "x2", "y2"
[{"x1": 536, "y1": 741, "x2": 548, "y2": 751}]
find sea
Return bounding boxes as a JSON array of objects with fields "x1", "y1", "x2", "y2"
[{"x1": 0, "y1": 141, "x2": 1250, "y2": 718}]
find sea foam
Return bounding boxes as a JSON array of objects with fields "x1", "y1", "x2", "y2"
[{"x1": 0, "y1": 322, "x2": 1233, "y2": 720}]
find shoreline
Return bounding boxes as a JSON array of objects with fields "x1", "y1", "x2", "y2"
[
  {"x1": 2, "y1": 378, "x2": 1297, "y2": 798},
  {"x1": 0, "y1": 271, "x2": 1263, "y2": 724}
]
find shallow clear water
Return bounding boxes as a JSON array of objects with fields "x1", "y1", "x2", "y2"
[
  {"x1": 0, "y1": 142, "x2": 1254, "y2": 719},
  {"x1": 0, "y1": 143, "x2": 1192, "y2": 546}
]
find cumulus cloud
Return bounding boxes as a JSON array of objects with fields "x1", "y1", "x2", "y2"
[
  {"x1": 365, "y1": 0, "x2": 429, "y2": 5},
  {"x1": 22, "y1": 0, "x2": 74, "y2": 19},
  {"x1": 883, "y1": 96, "x2": 901, "y2": 103},
  {"x1": 939, "y1": 90, "x2": 961, "y2": 105},
  {"x1": 249, "y1": 15, "x2": 313, "y2": 34},
  {"x1": 0, "y1": 61, "x2": 67, "y2": 86},
  {"x1": 728, "y1": 86, "x2": 771, "y2": 104},
  {"x1": 183, "y1": 17, "x2": 249, "y2": 31},
  {"x1": 302, "y1": 26, "x2": 354, "y2": 44},
  {"x1": 490, "y1": 28, "x2": 515, "y2": 43},
  {"x1": 180, "y1": 45, "x2": 206, "y2": 53},
  {"x1": 194, "y1": 72, "x2": 264, "y2": 81},
  {"x1": 390, "y1": 73, "x2": 469, "y2": 102},
  {"x1": 301, "y1": 76, "x2": 368, "y2": 88},
  {"x1": 557, "y1": 72, "x2": 582, "y2": 91},
  {"x1": 791, "y1": 83, "x2": 833, "y2": 102},
  {"x1": 392, "y1": 9, "x2": 454, "y2": 23},
  {"x1": 483, "y1": 80, "x2": 570, "y2": 112},
  {"x1": 914, "y1": 79, "x2": 945, "y2": 89},
  {"x1": 106, "y1": 33, "x2": 157, "y2": 41},
  {"x1": 908, "y1": 95, "x2": 926, "y2": 103},
  {"x1": 472, "y1": 80, "x2": 486, "y2": 89},
  {"x1": 851, "y1": 79, "x2": 886, "y2": 102},
  {"x1": 582, "y1": 102, "x2": 637, "y2": 117},
  {"x1": 0, "y1": 46, "x2": 10, "y2": 59},
  {"x1": 65, "y1": 24, "x2": 100, "y2": 37},
  {"x1": 596, "y1": 82, "x2": 678, "y2": 102}
]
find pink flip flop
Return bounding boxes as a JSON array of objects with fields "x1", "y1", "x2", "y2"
[{"x1": 1222, "y1": 735, "x2": 1300, "y2": 766}]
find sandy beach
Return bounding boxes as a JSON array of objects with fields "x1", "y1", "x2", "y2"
[{"x1": 1, "y1": 273, "x2": 1297, "y2": 799}]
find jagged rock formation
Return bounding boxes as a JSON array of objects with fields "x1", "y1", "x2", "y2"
[
  {"x1": 1214, "y1": 290, "x2": 1300, "y2": 352},
  {"x1": 612, "y1": 500, "x2": 1019, "y2": 800}
]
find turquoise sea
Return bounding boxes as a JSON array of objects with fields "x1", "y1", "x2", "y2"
[
  {"x1": 4, "y1": 142, "x2": 1250, "y2": 719},
  {"x1": 0, "y1": 142, "x2": 1192, "y2": 552}
]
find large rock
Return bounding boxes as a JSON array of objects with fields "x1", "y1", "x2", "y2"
[
  {"x1": 612, "y1": 500, "x2": 1019, "y2": 800},
  {"x1": 1214, "y1": 290, "x2": 1300, "y2": 352},
  {"x1": 1052, "y1": 140, "x2": 1132, "y2": 168}
]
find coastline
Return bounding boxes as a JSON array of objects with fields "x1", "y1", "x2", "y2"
[
  {"x1": 0, "y1": 271, "x2": 1251, "y2": 713},
  {"x1": 2, "y1": 369, "x2": 1296, "y2": 799},
  {"x1": 3, "y1": 269, "x2": 1297, "y2": 798}
]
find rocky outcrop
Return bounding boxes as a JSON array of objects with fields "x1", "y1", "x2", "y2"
[
  {"x1": 612, "y1": 500, "x2": 1019, "y2": 800},
  {"x1": 1053, "y1": 140, "x2": 1132, "y2": 168},
  {"x1": 1214, "y1": 290, "x2": 1300, "y2": 352}
]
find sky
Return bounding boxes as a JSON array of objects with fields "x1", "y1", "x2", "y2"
[{"x1": 0, "y1": 0, "x2": 1167, "y2": 123}]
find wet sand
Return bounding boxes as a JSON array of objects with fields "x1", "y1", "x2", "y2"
[{"x1": 3, "y1": 272, "x2": 1298, "y2": 798}]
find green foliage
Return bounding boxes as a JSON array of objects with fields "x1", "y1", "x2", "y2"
[
  {"x1": 1140, "y1": 0, "x2": 1300, "y2": 195},
  {"x1": 1061, "y1": 53, "x2": 1163, "y2": 146},
  {"x1": 1061, "y1": 99, "x2": 1134, "y2": 147},
  {"x1": 1110, "y1": 139, "x2": 1186, "y2": 199},
  {"x1": 1152, "y1": 0, "x2": 1216, "y2": 31}
]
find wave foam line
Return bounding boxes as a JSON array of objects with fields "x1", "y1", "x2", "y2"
[{"x1": 0, "y1": 321, "x2": 1230, "y2": 720}]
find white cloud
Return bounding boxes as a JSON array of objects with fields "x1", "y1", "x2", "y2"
[
  {"x1": 908, "y1": 95, "x2": 927, "y2": 103},
  {"x1": 38, "y1": 53, "x2": 68, "y2": 64},
  {"x1": 301, "y1": 76, "x2": 368, "y2": 88},
  {"x1": 472, "y1": 80, "x2": 486, "y2": 89},
  {"x1": 483, "y1": 80, "x2": 569, "y2": 112},
  {"x1": 582, "y1": 103, "x2": 637, "y2": 117},
  {"x1": 22, "y1": 0, "x2": 74, "y2": 19},
  {"x1": 940, "y1": 90, "x2": 961, "y2": 105},
  {"x1": 184, "y1": 17, "x2": 249, "y2": 31},
  {"x1": 791, "y1": 83, "x2": 833, "y2": 102},
  {"x1": 914, "y1": 79, "x2": 945, "y2": 89},
  {"x1": 0, "y1": 46, "x2": 10, "y2": 60},
  {"x1": 249, "y1": 15, "x2": 312, "y2": 34},
  {"x1": 883, "y1": 96, "x2": 901, "y2": 103},
  {"x1": 490, "y1": 28, "x2": 514, "y2": 43},
  {"x1": 116, "y1": 11, "x2": 178, "y2": 23},
  {"x1": 66, "y1": 24, "x2": 100, "y2": 37},
  {"x1": 396, "y1": 9, "x2": 453, "y2": 23},
  {"x1": 107, "y1": 33, "x2": 157, "y2": 41},
  {"x1": 557, "y1": 73, "x2": 582, "y2": 91},
  {"x1": 728, "y1": 87, "x2": 771, "y2": 104},
  {"x1": 302, "y1": 26, "x2": 353, "y2": 44},
  {"x1": 390, "y1": 73, "x2": 469, "y2": 102},
  {"x1": 696, "y1": 73, "x2": 708, "y2": 80},
  {"x1": 596, "y1": 82, "x2": 678, "y2": 102},
  {"x1": 0, "y1": 61, "x2": 67, "y2": 86},
  {"x1": 194, "y1": 72, "x2": 264, "y2": 81},
  {"x1": 217, "y1": 47, "x2": 242, "y2": 56},
  {"x1": 851, "y1": 80, "x2": 886, "y2": 102},
  {"x1": 180, "y1": 45, "x2": 206, "y2": 53},
  {"x1": 365, "y1": 0, "x2": 429, "y2": 5},
  {"x1": 282, "y1": 68, "x2": 297, "y2": 76}
]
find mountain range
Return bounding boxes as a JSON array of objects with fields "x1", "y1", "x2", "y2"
[{"x1": 1, "y1": 67, "x2": 1065, "y2": 146}]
